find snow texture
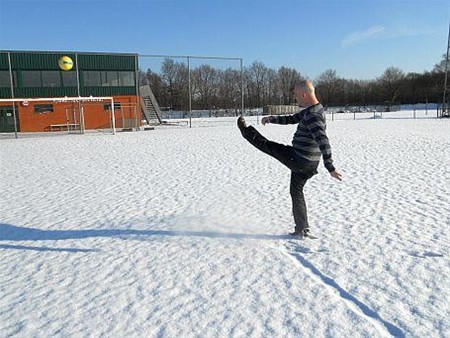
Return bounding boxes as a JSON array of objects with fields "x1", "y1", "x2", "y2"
[{"x1": 1, "y1": 113, "x2": 449, "y2": 337}]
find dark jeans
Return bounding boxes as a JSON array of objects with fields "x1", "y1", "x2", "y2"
[{"x1": 241, "y1": 126, "x2": 317, "y2": 230}]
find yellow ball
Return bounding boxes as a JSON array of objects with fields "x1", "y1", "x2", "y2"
[{"x1": 58, "y1": 56, "x2": 73, "y2": 71}]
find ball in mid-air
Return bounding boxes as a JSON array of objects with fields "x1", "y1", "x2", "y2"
[{"x1": 58, "y1": 56, "x2": 73, "y2": 71}]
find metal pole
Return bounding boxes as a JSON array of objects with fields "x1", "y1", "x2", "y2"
[
  {"x1": 75, "y1": 53, "x2": 81, "y2": 97},
  {"x1": 65, "y1": 107, "x2": 69, "y2": 133},
  {"x1": 134, "y1": 104, "x2": 138, "y2": 131},
  {"x1": 73, "y1": 105, "x2": 76, "y2": 132},
  {"x1": 7, "y1": 52, "x2": 18, "y2": 139},
  {"x1": 442, "y1": 20, "x2": 450, "y2": 117},
  {"x1": 134, "y1": 54, "x2": 140, "y2": 131},
  {"x1": 111, "y1": 98, "x2": 116, "y2": 134},
  {"x1": 81, "y1": 106, "x2": 86, "y2": 133},
  {"x1": 188, "y1": 56, "x2": 192, "y2": 128},
  {"x1": 240, "y1": 58, "x2": 244, "y2": 117},
  {"x1": 75, "y1": 53, "x2": 83, "y2": 129},
  {"x1": 140, "y1": 53, "x2": 241, "y2": 61}
]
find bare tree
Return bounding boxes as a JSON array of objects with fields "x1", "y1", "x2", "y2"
[
  {"x1": 264, "y1": 68, "x2": 278, "y2": 106},
  {"x1": 160, "y1": 59, "x2": 188, "y2": 110},
  {"x1": 218, "y1": 68, "x2": 241, "y2": 110},
  {"x1": 277, "y1": 66, "x2": 302, "y2": 105},
  {"x1": 433, "y1": 53, "x2": 449, "y2": 73},
  {"x1": 315, "y1": 69, "x2": 340, "y2": 106},
  {"x1": 378, "y1": 66, "x2": 405, "y2": 103},
  {"x1": 192, "y1": 64, "x2": 218, "y2": 109},
  {"x1": 246, "y1": 61, "x2": 271, "y2": 107}
]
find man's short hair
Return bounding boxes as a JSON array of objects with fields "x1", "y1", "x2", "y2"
[{"x1": 294, "y1": 80, "x2": 314, "y2": 94}]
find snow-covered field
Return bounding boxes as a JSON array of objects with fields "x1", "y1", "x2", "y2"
[{"x1": 1, "y1": 113, "x2": 449, "y2": 337}]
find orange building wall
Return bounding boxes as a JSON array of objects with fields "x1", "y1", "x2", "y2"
[{"x1": 0, "y1": 96, "x2": 141, "y2": 132}]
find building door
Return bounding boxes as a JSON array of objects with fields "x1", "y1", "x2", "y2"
[{"x1": 0, "y1": 106, "x2": 20, "y2": 133}]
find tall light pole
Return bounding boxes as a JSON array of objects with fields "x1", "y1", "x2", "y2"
[
  {"x1": 443, "y1": 20, "x2": 450, "y2": 117},
  {"x1": 187, "y1": 56, "x2": 192, "y2": 128}
]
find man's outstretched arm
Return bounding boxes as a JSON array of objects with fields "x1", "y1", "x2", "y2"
[{"x1": 261, "y1": 112, "x2": 302, "y2": 125}]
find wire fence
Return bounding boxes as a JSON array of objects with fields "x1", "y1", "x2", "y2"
[
  {"x1": 2, "y1": 103, "x2": 446, "y2": 139},
  {"x1": 153, "y1": 103, "x2": 444, "y2": 129},
  {"x1": 326, "y1": 103, "x2": 441, "y2": 120}
]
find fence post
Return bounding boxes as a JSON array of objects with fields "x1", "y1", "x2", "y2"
[
  {"x1": 187, "y1": 56, "x2": 192, "y2": 128},
  {"x1": 7, "y1": 52, "x2": 18, "y2": 139}
]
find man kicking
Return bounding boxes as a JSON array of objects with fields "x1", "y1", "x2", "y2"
[{"x1": 237, "y1": 80, "x2": 342, "y2": 238}]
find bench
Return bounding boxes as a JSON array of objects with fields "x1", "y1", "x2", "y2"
[{"x1": 49, "y1": 124, "x2": 80, "y2": 132}]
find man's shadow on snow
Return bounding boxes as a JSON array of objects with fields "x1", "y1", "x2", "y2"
[{"x1": 0, "y1": 223, "x2": 288, "y2": 252}]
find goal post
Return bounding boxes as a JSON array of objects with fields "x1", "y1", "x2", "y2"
[{"x1": 0, "y1": 96, "x2": 123, "y2": 138}]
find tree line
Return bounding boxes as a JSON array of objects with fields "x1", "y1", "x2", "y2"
[{"x1": 139, "y1": 54, "x2": 448, "y2": 110}]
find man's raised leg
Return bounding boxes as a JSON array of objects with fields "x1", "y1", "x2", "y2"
[{"x1": 237, "y1": 116, "x2": 292, "y2": 167}]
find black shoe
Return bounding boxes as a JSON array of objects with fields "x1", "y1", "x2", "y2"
[
  {"x1": 289, "y1": 228, "x2": 310, "y2": 238},
  {"x1": 237, "y1": 116, "x2": 247, "y2": 133}
]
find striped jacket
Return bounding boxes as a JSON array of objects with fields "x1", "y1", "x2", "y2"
[{"x1": 269, "y1": 103, "x2": 335, "y2": 172}]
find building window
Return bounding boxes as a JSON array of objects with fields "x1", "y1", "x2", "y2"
[
  {"x1": 103, "y1": 102, "x2": 122, "y2": 110},
  {"x1": 34, "y1": 104, "x2": 54, "y2": 113},
  {"x1": 101, "y1": 71, "x2": 114, "y2": 87},
  {"x1": 34, "y1": 104, "x2": 54, "y2": 114},
  {"x1": 22, "y1": 71, "x2": 42, "y2": 87},
  {"x1": 62, "y1": 71, "x2": 77, "y2": 87},
  {"x1": 41, "y1": 71, "x2": 61, "y2": 87},
  {"x1": 107, "y1": 71, "x2": 119, "y2": 86},
  {"x1": 23, "y1": 71, "x2": 74, "y2": 88},
  {"x1": 119, "y1": 71, "x2": 135, "y2": 86},
  {"x1": 83, "y1": 70, "x2": 134, "y2": 87},
  {"x1": 0, "y1": 71, "x2": 11, "y2": 87},
  {"x1": 83, "y1": 71, "x2": 101, "y2": 86},
  {"x1": 101, "y1": 71, "x2": 108, "y2": 87},
  {"x1": 0, "y1": 71, "x2": 17, "y2": 87}
]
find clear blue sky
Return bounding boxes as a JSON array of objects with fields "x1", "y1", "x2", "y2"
[{"x1": 0, "y1": 0, "x2": 448, "y2": 80}]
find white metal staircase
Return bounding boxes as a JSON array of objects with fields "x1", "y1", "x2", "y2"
[{"x1": 140, "y1": 85, "x2": 162, "y2": 125}]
